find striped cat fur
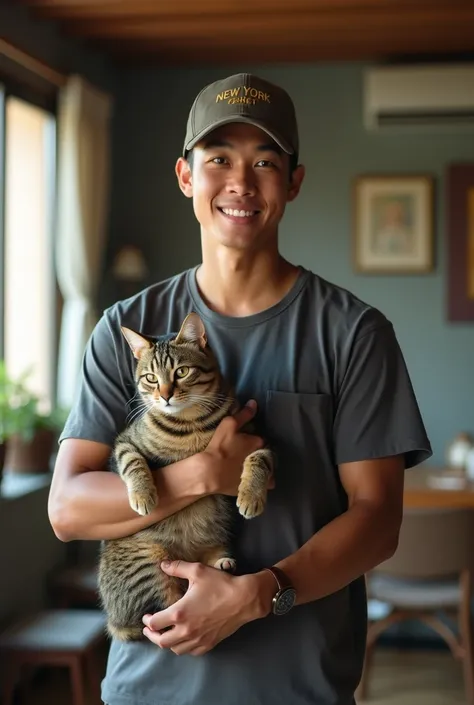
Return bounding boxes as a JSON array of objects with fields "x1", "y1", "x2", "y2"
[{"x1": 98, "y1": 312, "x2": 273, "y2": 641}]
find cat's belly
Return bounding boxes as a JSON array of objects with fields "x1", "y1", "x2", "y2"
[{"x1": 139, "y1": 494, "x2": 232, "y2": 559}]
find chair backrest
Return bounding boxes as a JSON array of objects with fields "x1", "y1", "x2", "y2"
[{"x1": 373, "y1": 508, "x2": 474, "y2": 579}]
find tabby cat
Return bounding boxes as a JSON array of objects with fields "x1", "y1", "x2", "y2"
[{"x1": 98, "y1": 312, "x2": 273, "y2": 641}]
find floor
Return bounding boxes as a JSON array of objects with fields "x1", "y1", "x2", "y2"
[
  {"x1": 15, "y1": 647, "x2": 467, "y2": 704},
  {"x1": 360, "y1": 648, "x2": 467, "y2": 704}
]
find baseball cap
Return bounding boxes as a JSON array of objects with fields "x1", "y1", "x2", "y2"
[{"x1": 183, "y1": 73, "x2": 299, "y2": 161}]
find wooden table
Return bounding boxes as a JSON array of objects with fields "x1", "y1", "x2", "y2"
[{"x1": 404, "y1": 465, "x2": 474, "y2": 509}]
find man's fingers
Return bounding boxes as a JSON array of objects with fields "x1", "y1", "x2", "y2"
[
  {"x1": 143, "y1": 606, "x2": 174, "y2": 632},
  {"x1": 232, "y1": 400, "x2": 257, "y2": 429}
]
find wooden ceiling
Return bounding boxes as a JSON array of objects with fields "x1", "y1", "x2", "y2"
[{"x1": 19, "y1": 0, "x2": 474, "y2": 65}]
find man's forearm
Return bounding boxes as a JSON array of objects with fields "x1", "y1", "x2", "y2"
[
  {"x1": 50, "y1": 455, "x2": 208, "y2": 542},
  {"x1": 253, "y1": 499, "x2": 401, "y2": 614}
]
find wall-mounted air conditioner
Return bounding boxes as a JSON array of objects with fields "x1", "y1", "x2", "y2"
[{"x1": 364, "y1": 64, "x2": 474, "y2": 131}]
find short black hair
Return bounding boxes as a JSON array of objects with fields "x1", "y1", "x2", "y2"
[{"x1": 185, "y1": 149, "x2": 298, "y2": 180}]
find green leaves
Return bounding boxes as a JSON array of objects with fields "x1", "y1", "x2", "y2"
[{"x1": 0, "y1": 361, "x2": 69, "y2": 443}]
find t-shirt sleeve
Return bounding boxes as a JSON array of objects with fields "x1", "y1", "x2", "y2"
[
  {"x1": 59, "y1": 310, "x2": 133, "y2": 447},
  {"x1": 333, "y1": 320, "x2": 432, "y2": 469}
]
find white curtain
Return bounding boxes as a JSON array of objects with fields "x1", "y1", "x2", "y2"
[{"x1": 55, "y1": 74, "x2": 113, "y2": 409}]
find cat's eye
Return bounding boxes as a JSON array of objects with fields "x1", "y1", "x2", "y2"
[
  {"x1": 175, "y1": 366, "x2": 189, "y2": 379},
  {"x1": 145, "y1": 373, "x2": 157, "y2": 383}
]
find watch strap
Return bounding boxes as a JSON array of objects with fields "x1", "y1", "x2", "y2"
[{"x1": 263, "y1": 565, "x2": 292, "y2": 591}]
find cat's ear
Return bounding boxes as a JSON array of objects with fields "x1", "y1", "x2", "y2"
[
  {"x1": 121, "y1": 327, "x2": 153, "y2": 359},
  {"x1": 174, "y1": 312, "x2": 207, "y2": 349}
]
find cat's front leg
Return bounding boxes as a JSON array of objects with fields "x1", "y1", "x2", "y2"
[
  {"x1": 114, "y1": 442, "x2": 158, "y2": 516},
  {"x1": 237, "y1": 448, "x2": 274, "y2": 519}
]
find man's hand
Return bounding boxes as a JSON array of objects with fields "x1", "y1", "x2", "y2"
[
  {"x1": 142, "y1": 559, "x2": 271, "y2": 656},
  {"x1": 200, "y1": 400, "x2": 274, "y2": 496}
]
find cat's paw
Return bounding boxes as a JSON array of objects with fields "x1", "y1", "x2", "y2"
[
  {"x1": 128, "y1": 485, "x2": 158, "y2": 516},
  {"x1": 236, "y1": 489, "x2": 266, "y2": 519},
  {"x1": 214, "y1": 557, "x2": 237, "y2": 573}
]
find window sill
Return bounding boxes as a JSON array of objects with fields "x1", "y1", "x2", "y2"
[{"x1": 0, "y1": 471, "x2": 51, "y2": 500}]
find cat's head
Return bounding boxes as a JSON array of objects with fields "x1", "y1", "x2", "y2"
[{"x1": 121, "y1": 312, "x2": 223, "y2": 418}]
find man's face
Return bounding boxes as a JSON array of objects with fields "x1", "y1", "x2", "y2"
[{"x1": 176, "y1": 123, "x2": 304, "y2": 252}]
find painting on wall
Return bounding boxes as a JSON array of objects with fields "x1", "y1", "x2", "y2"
[
  {"x1": 353, "y1": 175, "x2": 434, "y2": 274},
  {"x1": 447, "y1": 163, "x2": 474, "y2": 322}
]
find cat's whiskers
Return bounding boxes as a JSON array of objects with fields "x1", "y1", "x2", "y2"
[
  {"x1": 185, "y1": 393, "x2": 235, "y2": 406},
  {"x1": 126, "y1": 400, "x2": 152, "y2": 425},
  {"x1": 194, "y1": 401, "x2": 220, "y2": 415},
  {"x1": 184, "y1": 395, "x2": 232, "y2": 414},
  {"x1": 126, "y1": 390, "x2": 142, "y2": 408}
]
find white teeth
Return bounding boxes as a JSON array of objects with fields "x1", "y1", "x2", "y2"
[{"x1": 222, "y1": 208, "x2": 256, "y2": 217}]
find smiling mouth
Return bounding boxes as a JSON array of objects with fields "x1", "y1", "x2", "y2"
[{"x1": 218, "y1": 207, "x2": 260, "y2": 219}]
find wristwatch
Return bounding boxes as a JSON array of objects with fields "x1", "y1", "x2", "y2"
[{"x1": 263, "y1": 566, "x2": 296, "y2": 616}]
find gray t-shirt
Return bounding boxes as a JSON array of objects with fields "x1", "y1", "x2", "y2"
[{"x1": 60, "y1": 265, "x2": 431, "y2": 705}]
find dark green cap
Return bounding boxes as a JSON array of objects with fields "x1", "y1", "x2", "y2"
[{"x1": 183, "y1": 73, "x2": 299, "y2": 161}]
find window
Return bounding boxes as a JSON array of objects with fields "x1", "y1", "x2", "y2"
[{"x1": 0, "y1": 89, "x2": 57, "y2": 412}]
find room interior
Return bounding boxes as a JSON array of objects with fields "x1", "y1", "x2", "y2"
[{"x1": 1, "y1": 0, "x2": 474, "y2": 703}]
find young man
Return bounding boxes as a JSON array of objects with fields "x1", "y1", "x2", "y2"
[{"x1": 49, "y1": 74, "x2": 431, "y2": 705}]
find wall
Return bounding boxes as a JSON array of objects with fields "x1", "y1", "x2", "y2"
[
  {"x1": 108, "y1": 63, "x2": 474, "y2": 465},
  {"x1": 0, "y1": 0, "x2": 113, "y2": 91}
]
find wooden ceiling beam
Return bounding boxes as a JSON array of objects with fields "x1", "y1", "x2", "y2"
[
  {"x1": 106, "y1": 40, "x2": 474, "y2": 66},
  {"x1": 17, "y1": 0, "x2": 474, "y2": 64},
  {"x1": 25, "y1": 0, "x2": 451, "y2": 20},
  {"x1": 96, "y1": 31, "x2": 474, "y2": 59},
  {"x1": 60, "y1": 9, "x2": 474, "y2": 40}
]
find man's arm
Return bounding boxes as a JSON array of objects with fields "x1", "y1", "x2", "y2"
[
  {"x1": 48, "y1": 439, "x2": 210, "y2": 542},
  {"x1": 141, "y1": 454, "x2": 404, "y2": 655},
  {"x1": 255, "y1": 454, "x2": 404, "y2": 607},
  {"x1": 49, "y1": 403, "x2": 265, "y2": 542}
]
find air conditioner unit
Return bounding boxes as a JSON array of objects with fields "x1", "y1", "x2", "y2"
[{"x1": 364, "y1": 64, "x2": 474, "y2": 131}]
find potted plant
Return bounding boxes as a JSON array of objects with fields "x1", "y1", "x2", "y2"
[{"x1": 0, "y1": 361, "x2": 68, "y2": 474}]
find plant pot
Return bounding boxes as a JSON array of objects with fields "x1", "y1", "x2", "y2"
[{"x1": 5, "y1": 428, "x2": 56, "y2": 474}]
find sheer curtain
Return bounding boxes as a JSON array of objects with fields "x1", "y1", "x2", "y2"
[{"x1": 55, "y1": 74, "x2": 113, "y2": 409}]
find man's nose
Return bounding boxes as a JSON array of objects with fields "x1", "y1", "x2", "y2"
[{"x1": 226, "y1": 165, "x2": 256, "y2": 197}]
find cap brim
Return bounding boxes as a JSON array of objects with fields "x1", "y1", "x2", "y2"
[{"x1": 184, "y1": 116, "x2": 294, "y2": 156}]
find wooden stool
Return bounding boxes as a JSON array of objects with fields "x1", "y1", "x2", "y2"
[{"x1": 0, "y1": 609, "x2": 107, "y2": 705}]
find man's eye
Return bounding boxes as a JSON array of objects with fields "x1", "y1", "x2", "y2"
[
  {"x1": 211, "y1": 157, "x2": 227, "y2": 165},
  {"x1": 145, "y1": 373, "x2": 157, "y2": 383},
  {"x1": 256, "y1": 160, "x2": 275, "y2": 168}
]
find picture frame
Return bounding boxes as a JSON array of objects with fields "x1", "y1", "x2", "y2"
[
  {"x1": 446, "y1": 163, "x2": 474, "y2": 322},
  {"x1": 353, "y1": 175, "x2": 434, "y2": 274}
]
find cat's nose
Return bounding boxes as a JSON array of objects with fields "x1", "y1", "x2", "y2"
[{"x1": 159, "y1": 384, "x2": 173, "y2": 402}]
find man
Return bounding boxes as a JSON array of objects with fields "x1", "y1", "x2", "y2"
[{"x1": 49, "y1": 73, "x2": 432, "y2": 705}]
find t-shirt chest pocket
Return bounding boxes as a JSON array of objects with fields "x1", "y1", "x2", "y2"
[{"x1": 264, "y1": 391, "x2": 334, "y2": 480}]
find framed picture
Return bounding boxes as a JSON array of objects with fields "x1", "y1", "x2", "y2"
[
  {"x1": 353, "y1": 175, "x2": 434, "y2": 274},
  {"x1": 447, "y1": 163, "x2": 474, "y2": 322}
]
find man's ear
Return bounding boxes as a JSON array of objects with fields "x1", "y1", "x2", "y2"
[
  {"x1": 176, "y1": 157, "x2": 193, "y2": 198},
  {"x1": 287, "y1": 164, "x2": 305, "y2": 203}
]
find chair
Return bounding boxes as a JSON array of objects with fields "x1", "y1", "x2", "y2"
[
  {"x1": 48, "y1": 561, "x2": 99, "y2": 608},
  {"x1": 0, "y1": 609, "x2": 107, "y2": 705},
  {"x1": 48, "y1": 541, "x2": 100, "y2": 609},
  {"x1": 359, "y1": 508, "x2": 474, "y2": 703}
]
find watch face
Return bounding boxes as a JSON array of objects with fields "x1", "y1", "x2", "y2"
[{"x1": 274, "y1": 588, "x2": 296, "y2": 616}]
